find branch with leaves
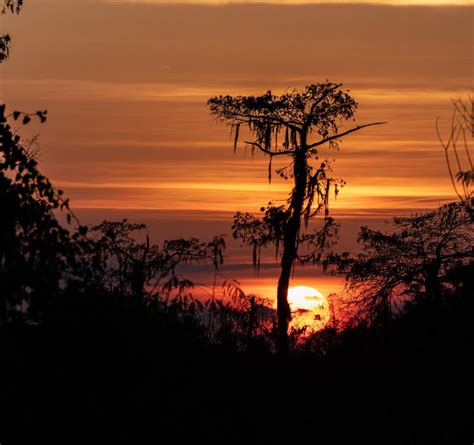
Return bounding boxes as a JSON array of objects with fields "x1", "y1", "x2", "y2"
[{"x1": 1, "y1": 0, "x2": 24, "y2": 62}]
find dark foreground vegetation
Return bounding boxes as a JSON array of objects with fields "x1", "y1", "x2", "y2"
[
  {"x1": 1, "y1": 96, "x2": 474, "y2": 444},
  {"x1": 1, "y1": 293, "x2": 472, "y2": 444}
]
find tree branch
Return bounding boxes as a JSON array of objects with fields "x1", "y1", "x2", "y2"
[
  {"x1": 307, "y1": 121, "x2": 387, "y2": 150},
  {"x1": 243, "y1": 141, "x2": 295, "y2": 157}
]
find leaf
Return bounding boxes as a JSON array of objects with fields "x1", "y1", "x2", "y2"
[
  {"x1": 13, "y1": 111, "x2": 21, "y2": 120},
  {"x1": 22, "y1": 115, "x2": 31, "y2": 125},
  {"x1": 36, "y1": 111, "x2": 47, "y2": 123}
]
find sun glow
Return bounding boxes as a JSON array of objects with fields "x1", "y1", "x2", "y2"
[{"x1": 287, "y1": 286, "x2": 331, "y2": 332}]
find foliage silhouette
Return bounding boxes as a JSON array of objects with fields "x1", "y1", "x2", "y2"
[
  {"x1": 91, "y1": 220, "x2": 225, "y2": 302},
  {"x1": 1, "y1": 0, "x2": 24, "y2": 62},
  {"x1": 0, "y1": 104, "x2": 93, "y2": 324},
  {"x1": 209, "y1": 81, "x2": 385, "y2": 355}
]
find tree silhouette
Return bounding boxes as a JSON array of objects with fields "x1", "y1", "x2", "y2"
[
  {"x1": 341, "y1": 202, "x2": 473, "y2": 327},
  {"x1": 1, "y1": 0, "x2": 24, "y2": 62},
  {"x1": 92, "y1": 220, "x2": 226, "y2": 303},
  {"x1": 208, "y1": 82, "x2": 385, "y2": 355}
]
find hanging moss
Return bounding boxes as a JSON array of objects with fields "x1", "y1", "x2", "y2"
[{"x1": 233, "y1": 123, "x2": 240, "y2": 154}]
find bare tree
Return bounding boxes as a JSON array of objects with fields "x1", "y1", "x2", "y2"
[
  {"x1": 436, "y1": 96, "x2": 473, "y2": 205},
  {"x1": 208, "y1": 82, "x2": 385, "y2": 356}
]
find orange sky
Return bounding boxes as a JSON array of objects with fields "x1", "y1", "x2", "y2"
[
  {"x1": 102, "y1": 1, "x2": 473, "y2": 4},
  {"x1": 1, "y1": 0, "x2": 472, "y2": 300}
]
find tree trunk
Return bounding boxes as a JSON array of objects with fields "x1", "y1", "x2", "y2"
[{"x1": 276, "y1": 145, "x2": 307, "y2": 357}]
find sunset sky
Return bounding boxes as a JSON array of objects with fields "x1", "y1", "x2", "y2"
[{"x1": 1, "y1": 0, "x2": 472, "y2": 299}]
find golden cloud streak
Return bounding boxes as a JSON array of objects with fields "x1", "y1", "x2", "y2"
[{"x1": 1, "y1": 78, "x2": 466, "y2": 105}]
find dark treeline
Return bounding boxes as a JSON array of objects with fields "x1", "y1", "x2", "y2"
[{"x1": 1, "y1": 96, "x2": 473, "y2": 444}]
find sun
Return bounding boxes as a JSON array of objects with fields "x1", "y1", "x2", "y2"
[{"x1": 287, "y1": 286, "x2": 330, "y2": 331}]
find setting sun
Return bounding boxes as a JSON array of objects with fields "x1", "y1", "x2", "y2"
[{"x1": 287, "y1": 286, "x2": 331, "y2": 331}]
